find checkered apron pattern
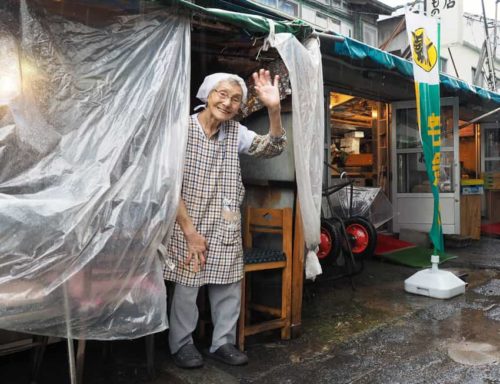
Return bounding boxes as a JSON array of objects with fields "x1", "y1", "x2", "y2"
[{"x1": 164, "y1": 115, "x2": 245, "y2": 287}]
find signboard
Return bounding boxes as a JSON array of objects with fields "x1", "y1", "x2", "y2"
[
  {"x1": 425, "y1": 0, "x2": 463, "y2": 45},
  {"x1": 406, "y1": 11, "x2": 444, "y2": 252}
]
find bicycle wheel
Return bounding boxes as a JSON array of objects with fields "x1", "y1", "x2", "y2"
[
  {"x1": 342, "y1": 216, "x2": 377, "y2": 258},
  {"x1": 318, "y1": 219, "x2": 342, "y2": 265}
]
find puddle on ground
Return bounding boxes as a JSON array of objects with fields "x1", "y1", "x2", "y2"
[
  {"x1": 447, "y1": 341, "x2": 500, "y2": 365},
  {"x1": 473, "y1": 279, "x2": 500, "y2": 296},
  {"x1": 485, "y1": 305, "x2": 500, "y2": 321},
  {"x1": 443, "y1": 304, "x2": 500, "y2": 367}
]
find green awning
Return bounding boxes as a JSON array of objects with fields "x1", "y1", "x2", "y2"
[
  {"x1": 167, "y1": 0, "x2": 500, "y2": 109},
  {"x1": 166, "y1": 0, "x2": 312, "y2": 38},
  {"x1": 326, "y1": 34, "x2": 500, "y2": 106}
]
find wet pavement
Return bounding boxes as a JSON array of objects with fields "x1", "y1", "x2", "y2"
[{"x1": 1, "y1": 237, "x2": 500, "y2": 384}]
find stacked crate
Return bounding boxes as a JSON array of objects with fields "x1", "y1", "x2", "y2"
[{"x1": 482, "y1": 172, "x2": 500, "y2": 190}]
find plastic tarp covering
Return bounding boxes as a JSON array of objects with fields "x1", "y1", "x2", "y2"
[
  {"x1": 0, "y1": 4, "x2": 190, "y2": 339},
  {"x1": 327, "y1": 34, "x2": 500, "y2": 106},
  {"x1": 332, "y1": 186, "x2": 393, "y2": 229},
  {"x1": 270, "y1": 32, "x2": 324, "y2": 278}
]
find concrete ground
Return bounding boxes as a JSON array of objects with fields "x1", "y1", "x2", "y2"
[{"x1": 2, "y1": 237, "x2": 500, "y2": 384}]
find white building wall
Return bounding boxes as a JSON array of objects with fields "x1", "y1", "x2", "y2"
[
  {"x1": 385, "y1": 32, "x2": 408, "y2": 54},
  {"x1": 440, "y1": 13, "x2": 500, "y2": 85},
  {"x1": 302, "y1": 3, "x2": 347, "y2": 35},
  {"x1": 379, "y1": 5, "x2": 500, "y2": 87},
  {"x1": 301, "y1": 5, "x2": 316, "y2": 25},
  {"x1": 341, "y1": 20, "x2": 353, "y2": 38},
  {"x1": 251, "y1": 0, "x2": 380, "y2": 43},
  {"x1": 440, "y1": 44, "x2": 478, "y2": 84}
]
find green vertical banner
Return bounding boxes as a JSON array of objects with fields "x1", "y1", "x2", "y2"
[{"x1": 406, "y1": 11, "x2": 444, "y2": 252}]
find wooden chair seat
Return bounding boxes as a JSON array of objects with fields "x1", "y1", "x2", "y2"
[
  {"x1": 244, "y1": 248, "x2": 286, "y2": 264},
  {"x1": 238, "y1": 207, "x2": 293, "y2": 351}
]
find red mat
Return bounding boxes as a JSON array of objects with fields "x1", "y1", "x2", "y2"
[
  {"x1": 481, "y1": 222, "x2": 500, "y2": 236},
  {"x1": 375, "y1": 233, "x2": 416, "y2": 255}
]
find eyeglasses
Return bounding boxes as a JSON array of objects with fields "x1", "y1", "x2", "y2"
[{"x1": 212, "y1": 89, "x2": 243, "y2": 105}]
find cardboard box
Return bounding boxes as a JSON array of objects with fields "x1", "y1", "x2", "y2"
[
  {"x1": 345, "y1": 153, "x2": 373, "y2": 167},
  {"x1": 482, "y1": 173, "x2": 500, "y2": 189},
  {"x1": 340, "y1": 138, "x2": 360, "y2": 154},
  {"x1": 344, "y1": 131, "x2": 365, "y2": 138}
]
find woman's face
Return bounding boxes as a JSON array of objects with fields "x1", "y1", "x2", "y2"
[{"x1": 206, "y1": 80, "x2": 243, "y2": 122}]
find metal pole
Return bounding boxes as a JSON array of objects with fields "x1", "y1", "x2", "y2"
[
  {"x1": 494, "y1": 0, "x2": 500, "y2": 59},
  {"x1": 310, "y1": 31, "x2": 344, "y2": 42},
  {"x1": 481, "y1": 0, "x2": 497, "y2": 91},
  {"x1": 458, "y1": 105, "x2": 500, "y2": 128},
  {"x1": 447, "y1": 47, "x2": 460, "y2": 78},
  {"x1": 63, "y1": 282, "x2": 78, "y2": 384}
]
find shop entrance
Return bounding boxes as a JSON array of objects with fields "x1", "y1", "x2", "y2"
[
  {"x1": 480, "y1": 123, "x2": 500, "y2": 229},
  {"x1": 327, "y1": 92, "x2": 389, "y2": 196},
  {"x1": 391, "y1": 97, "x2": 460, "y2": 235}
]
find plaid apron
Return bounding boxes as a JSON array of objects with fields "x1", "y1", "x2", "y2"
[{"x1": 164, "y1": 115, "x2": 245, "y2": 287}]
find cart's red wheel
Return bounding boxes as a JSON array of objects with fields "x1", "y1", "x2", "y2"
[
  {"x1": 319, "y1": 219, "x2": 342, "y2": 264},
  {"x1": 318, "y1": 227, "x2": 332, "y2": 259},
  {"x1": 342, "y1": 216, "x2": 377, "y2": 258},
  {"x1": 346, "y1": 223, "x2": 369, "y2": 253}
]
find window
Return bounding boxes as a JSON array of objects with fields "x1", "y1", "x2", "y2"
[
  {"x1": 315, "y1": 12, "x2": 328, "y2": 29},
  {"x1": 342, "y1": 21, "x2": 353, "y2": 38},
  {"x1": 440, "y1": 57, "x2": 448, "y2": 73},
  {"x1": 301, "y1": 6, "x2": 316, "y2": 24},
  {"x1": 253, "y1": 0, "x2": 298, "y2": 17},
  {"x1": 332, "y1": 0, "x2": 342, "y2": 7},
  {"x1": 328, "y1": 18, "x2": 341, "y2": 33},
  {"x1": 254, "y1": 0, "x2": 277, "y2": 6},
  {"x1": 483, "y1": 127, "x2": 500, "y2": 173},
  {"x1": 395, "y1": 106, "x2": 455, "y2": 193},
  {"x1": 278, "y1": 0, "x2": 298, "y2": 17},
  {"x1": 362, "y1": 23, "x2": 378, "y2": 47}
]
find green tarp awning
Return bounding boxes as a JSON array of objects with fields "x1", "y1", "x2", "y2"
[
  {"x1": 326, "y1": 33, "x2": 500, "y2": 106},
  {"x1": 168, "y1": 0, "x2": 312, "y2": 38},
  {"x1": 169, "y1": 0, "x2": 500, "y2": 108}
]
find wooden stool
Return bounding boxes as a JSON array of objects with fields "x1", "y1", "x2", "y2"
[{"x1": 237, "y1": 207, "x2": 293, "y2": 351}]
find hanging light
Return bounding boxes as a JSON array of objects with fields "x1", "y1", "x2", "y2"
[{"x1": 0, "y1": 34, "x2": 21, "y2": 106}]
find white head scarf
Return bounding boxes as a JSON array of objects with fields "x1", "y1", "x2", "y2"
[{"x1": 195, "y1": 73, "x2": 248, "y2": 104}]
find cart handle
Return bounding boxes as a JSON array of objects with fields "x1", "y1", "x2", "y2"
[
  {"x1": 322, "y1": 179, "x2": 353, "y2": 197},
  {"x1": 324, "y1": 161, "x2": 350, "y2": 180}
]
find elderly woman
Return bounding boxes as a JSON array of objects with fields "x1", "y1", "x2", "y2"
[{"x1": 164, "y1": 69, "x2": 286, "y2": 368}]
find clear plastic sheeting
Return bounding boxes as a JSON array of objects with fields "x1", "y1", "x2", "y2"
[
  {"x1": 270, "y1": 32, "x2": 324, "y2": 279},
  {"x1": 0, "y1": 4, "x2": 190, "y2": 339},
  {"x1": 326, "y1": 186, "x2": 393, "y2": 229}
]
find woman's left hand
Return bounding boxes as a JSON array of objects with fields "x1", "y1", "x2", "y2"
[{"x1": 253, "y1": 69, "x2": 280, "y2": 110}]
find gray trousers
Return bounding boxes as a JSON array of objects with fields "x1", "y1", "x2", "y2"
[{"x1": 168, "y1": 281, "x2": 241, "y2": 354}]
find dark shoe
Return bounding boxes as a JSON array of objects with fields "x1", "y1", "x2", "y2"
[
  {"x1": 172, "y1": 344, "x2": 203, "y2": 369},
  {"x1": 208, "y1": 343, "x2": 248, "y2": 366}
]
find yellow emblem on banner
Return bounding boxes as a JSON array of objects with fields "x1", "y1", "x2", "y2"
[{"x1": 411, "y1": 28, "x2": 438, "y2": 72}]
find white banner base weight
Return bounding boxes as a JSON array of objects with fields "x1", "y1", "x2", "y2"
[{"x1": 404, "y1": 255, "x2": 466, "y2": 299}]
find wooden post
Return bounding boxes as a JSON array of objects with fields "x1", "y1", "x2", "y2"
[{"x1": 291, "y1": 198, "x2": 305, "y2": 338}]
